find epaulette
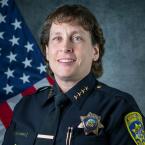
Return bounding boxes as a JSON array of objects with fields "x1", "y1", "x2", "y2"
[{"x1": 36, "y1": 86, "x2": 52, "y2": 94}]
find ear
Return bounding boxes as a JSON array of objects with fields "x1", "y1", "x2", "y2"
[{"x1": 93, "y1": 44, "x2": 99, "y2": 61}]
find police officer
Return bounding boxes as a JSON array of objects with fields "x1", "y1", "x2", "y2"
[{"x1": 2, "y1": 4, "x2": 145, "y2": 145}]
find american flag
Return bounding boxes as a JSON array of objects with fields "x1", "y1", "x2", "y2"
[{"x1": 0, "y1": 0, "x2": 54, "y2": 144}]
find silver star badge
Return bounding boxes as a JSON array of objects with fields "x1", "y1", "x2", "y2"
[{"x1": 78, "y1": 112, "x2": 104, "y2": 135}]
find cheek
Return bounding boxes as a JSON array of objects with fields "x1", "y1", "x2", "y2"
[
  {"x1": 46, "y1": 52, "x2": 53, "y2": 62},
  {"x1": 76, "y1": 47, "x2": 92, "y2": 60},
  {"x1": 46, "y1": 51, "x2": 50, "y2": 62},
  {"x1": 84, "y1": 48, "x2": 94, "y2": 60},
  {"x1": 46, "y1": 47, "x2": 55, "y2": 61}
]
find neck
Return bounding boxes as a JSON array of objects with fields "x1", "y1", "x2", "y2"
[{"x1": 55, "y1": 77, "x2": 81, "y2": 93}]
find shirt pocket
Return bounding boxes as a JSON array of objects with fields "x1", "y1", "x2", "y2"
[
  {"x1": 13, "y1": 122, "x2": 37, "y2": 145},
  {"x1": 72, "y1": 128, "x2": 107, "y2": 145}
]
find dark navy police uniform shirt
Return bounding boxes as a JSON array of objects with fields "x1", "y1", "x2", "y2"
[{"x1": 2, "y1": 73, "x2": 145, "y2": 145}]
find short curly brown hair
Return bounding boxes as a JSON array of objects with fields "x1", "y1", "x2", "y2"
[{"x1": 40, "y1": 4, "x2": 105, "y2": 78}]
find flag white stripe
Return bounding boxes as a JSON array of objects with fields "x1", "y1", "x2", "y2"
[
  {"x1": 7, "y1": 94, "x2": 23, "y2": 110},
  {"x1": 34, "y1": 77, "x2": 51, "y2": 89}
]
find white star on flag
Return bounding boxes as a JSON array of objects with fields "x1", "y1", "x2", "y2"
[
  {"x1": 22, "y1": 57, "x2": 32, "y2": 68},
  {"x1": 24, "y1": 41, "x2": 34, "y2": 52},
  {"x1": 37, "y1": 63, "x2": 46, "y2": 74},
  {"x1": 6, "y1": 51, "x2": 17, "y2": 63},
  {"x1": 0, "y1": 0, "x2": 9, "y2": 7},
  {"x1": 20, "y1": 73, "x2": 30, "y2": 83},
  {"x1": 0, "y1": 13, "x2": 6, "y2": 23},
  {"x1": 4, "y1": 68, "x2": 15, "y2": 79},
  {"x1": 0, "y1": 31, "x2": 4, "y2": 39},
  {"x1": 9, "y1": 35, "x2": 20, "y2": 46},
  {"x1": 11, "y1": 18, "x2": 22, "y2": 30},
  {"x1": 3, "y1": 84, "x2": 14, "y2": 95}
]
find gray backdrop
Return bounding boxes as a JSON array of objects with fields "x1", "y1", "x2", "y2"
[{"x1": 15, "y1": 0, "x2": 145, "y2": 115}]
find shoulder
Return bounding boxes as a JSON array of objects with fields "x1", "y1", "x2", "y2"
[
  {"x1": 94, "y1": 81, "x2": 138, "y2": 107},
  {"x1": 14, "y1": 86, "x2": 53, "y2": 113},
  {"x1": 96, "y1": 81, "x2": 129, "y2": 96}
]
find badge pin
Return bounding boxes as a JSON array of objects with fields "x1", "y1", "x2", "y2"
[{"x1": 78, "y1": 112, "x2": 104, "y2": 135}]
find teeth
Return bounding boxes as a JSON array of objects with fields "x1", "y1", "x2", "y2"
[{"x1": 58, "y1": 59, "x2": 74, "y2": 63}]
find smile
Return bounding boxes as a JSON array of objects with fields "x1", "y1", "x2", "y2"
[{"x1": 57, "y1": 58, "x2": 76, "y2": 63}]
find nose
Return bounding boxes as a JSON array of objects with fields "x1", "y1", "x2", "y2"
[{"x1": 60, "y1": 39, "x2": 73, "y2": 53}]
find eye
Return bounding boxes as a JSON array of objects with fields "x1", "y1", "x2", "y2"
[
  {"x1": 52, "y1": 36, "x2": 62, "y2": 42},
  {"x1": 72, "y1": 35, "x2": 82, "y2": 43}
]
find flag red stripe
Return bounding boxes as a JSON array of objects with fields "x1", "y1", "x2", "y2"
[
  {"x1": 21, "y1": 86, "x2": 37, "y2": 96},
  {"x1": 47, "y1": 76, "x2": 54, "y2": 85},
  {"x1": 0, "y1": 102, "x2": 13, "y2": 128}
]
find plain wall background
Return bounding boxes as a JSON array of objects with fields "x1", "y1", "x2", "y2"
[{"x1": 15, "y1": 0, "x2": 145, "y2": 115}]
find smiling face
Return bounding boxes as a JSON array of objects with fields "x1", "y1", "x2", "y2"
[{"x1": 46, "y1": 22, "x2": 99, "y2": 84}]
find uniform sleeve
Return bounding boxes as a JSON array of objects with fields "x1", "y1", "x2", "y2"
[
  {"x1": 106, "y1": 94, "x2": 145, "y2": 145},
  {"x1": 2, "y1": 120, "x2": 15, "y2": 145},
  {"x1": 2, "y1": 96, "x2": 28, "y2": 145},
  {"x1": 1, "y1": 87, "x2": 50, "y2": 145},
  {"x1": 2, "y1": 97, "x2": 24, "y2": 145}
]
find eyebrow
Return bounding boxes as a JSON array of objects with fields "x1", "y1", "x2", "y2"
[
  {"x1": 50, "y1": 32, "x2": 62, "y2": 36},
  {"x1": 50, "y1": 30, "x2": 86, "y2": 36},
  {"x1": 71, "y1": 30, "x2": 86, "y2": 35}
]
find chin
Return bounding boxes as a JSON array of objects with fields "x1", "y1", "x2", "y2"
[
  {"x1": 59, "y1": 74, "x2": 73, "y2": 79},
  {"x1": 56, "y1": 73, "x2": 75, "y2": 80}
]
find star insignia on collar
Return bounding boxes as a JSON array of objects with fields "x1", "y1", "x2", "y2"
[{"x1": 78, "y1": 112, "x2": 104, "y2": 135}]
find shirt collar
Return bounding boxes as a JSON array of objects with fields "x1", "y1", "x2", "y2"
[
  {"x1": 36, "y1": 86, "x2": 54, "y2": 107},
  {"x1": 53, "y1": 73, "x2": 97, "y2": 109}
]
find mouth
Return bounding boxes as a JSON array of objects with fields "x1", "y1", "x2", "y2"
[{"x1": 57, "y1": 58, "x2": 76, "y2": 63}]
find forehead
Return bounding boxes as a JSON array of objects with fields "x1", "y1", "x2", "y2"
[{"x1": 50, "y1": 22, "x2": 89, "y2": 35}]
